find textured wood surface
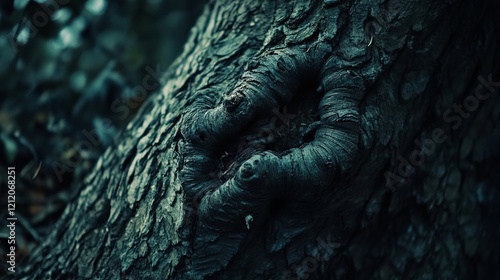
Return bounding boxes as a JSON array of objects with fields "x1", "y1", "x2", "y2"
[{"x1": 19, "y1": 0, "x2": 500, "y2": 279}]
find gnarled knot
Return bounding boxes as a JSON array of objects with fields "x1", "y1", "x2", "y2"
[
  {"x1": 179, "y1": 42, "x2": 365, "y2": 236},
  {"x1": 223, "y1": 92, "x2": 245, "y2": 112}
]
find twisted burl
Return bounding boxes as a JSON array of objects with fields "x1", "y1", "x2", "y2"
[{"x1": 179, "y1": 42, "x2": 365, "y2": 276}]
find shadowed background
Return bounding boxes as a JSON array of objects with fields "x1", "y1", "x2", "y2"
[{"x1": 0, "y1": 0, "x2": 205, "y2": 272}]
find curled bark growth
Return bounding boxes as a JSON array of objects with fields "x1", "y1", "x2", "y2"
[{"x1": 179, "y1": 42, "x2": 366, "y2": 275}]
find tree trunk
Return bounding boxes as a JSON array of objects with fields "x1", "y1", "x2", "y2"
[{"x1": 19, "y1": 0, "x2": 500, "y2": 279}]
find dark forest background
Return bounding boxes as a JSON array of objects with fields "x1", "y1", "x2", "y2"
[{"x1": 0, "y1": 0, "x2": 204, "y2": 273}]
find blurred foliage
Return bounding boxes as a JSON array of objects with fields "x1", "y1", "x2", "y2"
[{"x1": 0, "y1": 0, "x2": 205, "y2": 268}]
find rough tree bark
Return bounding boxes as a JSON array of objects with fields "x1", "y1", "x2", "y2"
[{"x1": 19, "y1": 0, "x2": 500, "y2": 279}]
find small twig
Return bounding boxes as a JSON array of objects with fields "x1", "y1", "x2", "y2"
[
  {"x1": 32, "y1": 161, "x2": 42, "y2": 179},
  {"x1": 368, "y1": 34, "x2": 374, "y2": 47}
]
